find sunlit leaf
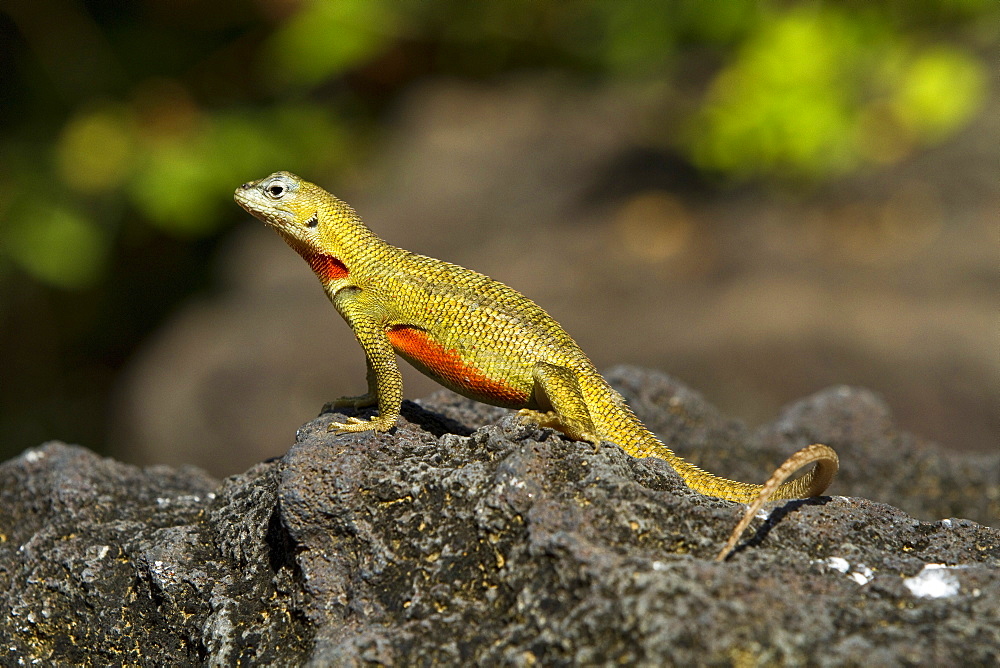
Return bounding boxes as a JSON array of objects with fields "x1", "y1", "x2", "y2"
[{"x1": 893, "y1": 48, "x2": 986, "y2": 142}]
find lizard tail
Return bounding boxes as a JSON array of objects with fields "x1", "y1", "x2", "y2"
[
  {"x1": 639, "y1": 434, "x2": 838, "y2": 561},
  {"x1": 709, "y1": 443, "x2": 839, "y2": 561},
  {"x1": 612, "y1": 404, "x2": 838, "y2": 506},
  {"x1": 664, "y1": 442, "x2": 839, "y2": 505}
]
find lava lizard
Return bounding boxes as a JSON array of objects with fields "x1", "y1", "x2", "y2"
[{"x1": 235, "y1": 171, "x2": 839, "y2": 561}]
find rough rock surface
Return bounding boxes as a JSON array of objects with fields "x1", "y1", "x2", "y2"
[{"x1": 2, "y1": 367, "x2": 997, "y2": 665}]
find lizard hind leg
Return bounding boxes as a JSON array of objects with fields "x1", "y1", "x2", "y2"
[{"x1": 518, "y1": 362, "x2": 602, "y2": 446}]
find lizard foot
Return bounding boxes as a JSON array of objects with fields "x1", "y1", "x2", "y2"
[
  {"x1": 328, "y1": 415, "x2": 397, "y2": 434},
  {"x1": 517, "y1": 409, "x2": 601, "y2": 447}
]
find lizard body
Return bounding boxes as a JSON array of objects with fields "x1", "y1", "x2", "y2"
[{"x1": 235, "y1": 171, "x2": 838, "y2": 561}]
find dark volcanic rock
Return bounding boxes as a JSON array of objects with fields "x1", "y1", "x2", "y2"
[{"x1": 1, "y1": 368, "x2": 998, "y2": 665}]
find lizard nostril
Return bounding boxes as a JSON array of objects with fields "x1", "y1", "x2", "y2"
[{"x1": 241, "y1": 182, "x2": 252, "y2": 190}]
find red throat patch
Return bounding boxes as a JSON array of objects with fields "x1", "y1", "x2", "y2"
[
  {"x1": 303, "y1": 252, "x2": 349, "y2": 282},
  {"x1": 386, "y1": 325, "x2": 529, "y2": 406}
]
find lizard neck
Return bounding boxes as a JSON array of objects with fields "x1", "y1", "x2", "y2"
[
  {"x1": 299, "y1": 246, "x2": 350, "y2": 283},
  {"x1": 287, "y1": 199, "x2": 402, "y2": 287}
]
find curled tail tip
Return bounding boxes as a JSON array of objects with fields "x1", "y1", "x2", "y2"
[
  {"x1": 797, "y1": 443, "x2": 840, "y2": 496},
  {"x1": 805, "y1": 442, "x2": 840, "y2": 464},
  {"x1": 715, "y1": 443, "x2": 840, "y2": 562}
]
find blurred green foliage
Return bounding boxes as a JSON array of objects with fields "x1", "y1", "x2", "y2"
[
  {"x1": 686, "y1": 6, "x2": 987, "y2": 178},
  {"x1": 1, "y1": 0, "x2": 994, "y2": 290},
  {"x1": 266, "y1": 0, "x2": 401, "y2": 88}
]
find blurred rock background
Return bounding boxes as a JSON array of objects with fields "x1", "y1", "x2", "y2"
[{"x1": 0, "y1": 1, "x2": 996, "y2": 476}]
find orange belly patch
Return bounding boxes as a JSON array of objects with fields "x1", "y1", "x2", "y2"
[{"x1": 386, "y1": 325, "x2": 529, "y2": 406}]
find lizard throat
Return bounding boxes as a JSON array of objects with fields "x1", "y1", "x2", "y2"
[
  {"x1": 301, "y1": 249, "x2": 349, "y2": 282},
  {"x1": 275, "y1": 233, "x2": 349, "y2": 283}
]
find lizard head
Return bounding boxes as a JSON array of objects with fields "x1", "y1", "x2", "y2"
[{"x1": 234, "y1": 171, "x2": 329, "y2": 248}]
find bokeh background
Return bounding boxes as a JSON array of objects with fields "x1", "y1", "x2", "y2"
[{"x1": 1, "y1": 0, "x2": 997, "y2": 477}]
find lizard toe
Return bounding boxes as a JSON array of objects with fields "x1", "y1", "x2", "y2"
[{"x1": 328, "y1": 416, "x2": 397, "y2": 434}]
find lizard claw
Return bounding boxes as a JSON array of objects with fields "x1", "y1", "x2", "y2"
[
  {"x1": 327, "y1": 415, "x2": 397, "y2": 434},
  {"x1": 518, "y1": 409, "x2": 601, "y2": 446}
]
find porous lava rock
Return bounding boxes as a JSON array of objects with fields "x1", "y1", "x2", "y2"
[{"x1": 1, "y1": 368, "x2": 997, "y2": 665}]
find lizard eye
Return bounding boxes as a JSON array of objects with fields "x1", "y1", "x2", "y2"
[{"x1": 265, "y1": 183, "x2": 285, "y2": 199}]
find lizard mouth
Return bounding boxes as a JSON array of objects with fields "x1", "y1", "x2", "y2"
[
  {"x1": 232, "y1": 188, "x2": 256, "y2": 212},
  {"x1": 233, "y1": 189, "x2": 294, "y2": 228}
]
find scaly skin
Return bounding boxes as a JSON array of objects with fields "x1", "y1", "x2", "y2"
[{"x1": 235, "y1": 171, "x2": 839, "y2": 561}]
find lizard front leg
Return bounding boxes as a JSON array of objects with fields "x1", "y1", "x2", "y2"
[
  {"x1": 519, "y1": 361, "x2": 601, "y2": 446},
  {"x1": 327, "y1": 289, "x2": 402, "y2": 434}
]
